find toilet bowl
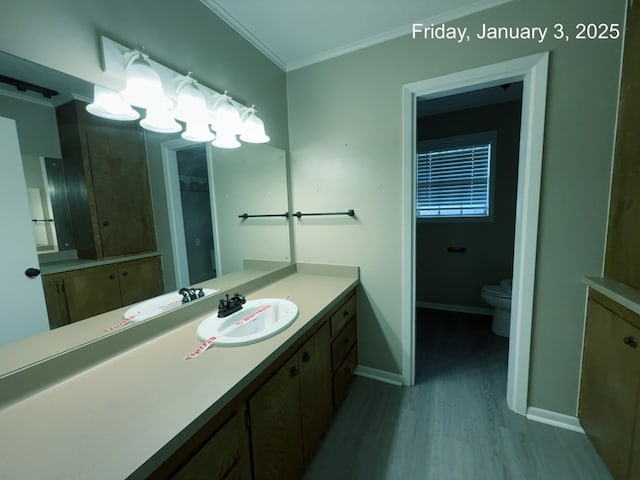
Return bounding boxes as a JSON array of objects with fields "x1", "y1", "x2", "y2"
[{"x1": 481, "y1": 279, "x2": 512, "y2": 337}]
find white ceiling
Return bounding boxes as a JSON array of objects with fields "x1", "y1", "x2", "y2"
[{"x1": 201, "y1": 0, "x2": 512, "y2": 71}]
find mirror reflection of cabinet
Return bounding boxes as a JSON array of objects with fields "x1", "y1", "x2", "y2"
[
  {"x1": 42, "y1": 256, "x2": 164, "y2": 327},
  {"x1": 56, "y1": 100, "x2": 157, "y2": 259}
]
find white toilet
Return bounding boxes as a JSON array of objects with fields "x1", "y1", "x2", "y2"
[{"x1": 481, "y1": 279, "x2": 512, "y2": 337}]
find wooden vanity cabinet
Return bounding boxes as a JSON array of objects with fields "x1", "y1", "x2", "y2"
[
  {"x1": 56, "y1": 100, "x2": 156, "y2": 259},
  {"x1": 42, "y1": 256, "x2": 164, "y2": 327},
  {"x1": 150, "y1": 401, "x2": 252, "y2": 480},
  {"x1": 579, "y1": 291, "x2": 640, "y2": 480},
  {"x1": 249, "y1": 353, "x2": 304, "y2": 480},
  {"x1": 249, "y1": 321, "x2": 332, "y2": 479},
  {"x1": 330, "y1": 293, "x2": 358, "y2": 406},
  {"x1": 150, "y1": 290, "x2": 357, "y2": 480},
  {"x1": 299, "y1": 321, "x2": 333, "y2": 461}
]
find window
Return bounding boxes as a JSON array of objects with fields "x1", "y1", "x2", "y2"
[{"x1": 416, "y1": 132, "x2": 496, "y2": 220}]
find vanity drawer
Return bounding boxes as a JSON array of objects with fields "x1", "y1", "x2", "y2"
[
  {"x1": 330, "y1": 294, "x2": 356, "y2": 336},
  {"x1": 331, "y1": 318, "x2": 357, "y2": 370},
  {"x1": 333, "y1": 346, "x2": 357, "y2": 406}
]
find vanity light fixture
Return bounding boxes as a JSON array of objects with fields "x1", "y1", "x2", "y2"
[
  {"x1": 210, "y1": 92, "x2": 242, "y2": 134},
  {"x1": 90, "y1": 36, "x2": 270, "y2": 147},
  {"x1": 182, "y1": 121, "x2": 215, "y2": 142},
  {"x1": 140, "y1": 107, "x2": 182, "y2": 133},
  {"x1": 173, "y1": 74, "x2": 215, "y2": 142},
  {"x1": 240, "y1": 106, "x2": 270, "y2": 144},
  {"x1": 173, "y1": 74, "x2": 208, "y2": 123},
  {"x1": 85, "y1": 85, "x2": 140, "y2": 121},
  {"x1": 211, "y1": 129, "x2": 241, "y2": 149},
  {"x1": 120, "y1": 50, "x2": 172, "y2": 110}
]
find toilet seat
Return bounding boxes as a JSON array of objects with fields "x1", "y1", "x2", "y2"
[{"x1": 481, "y1": 285, "x2": 511, "y2": 299}]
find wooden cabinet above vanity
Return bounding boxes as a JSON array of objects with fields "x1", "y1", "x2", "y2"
[{"x1": 56, "y1": 100, "x2": 157, "y2": 259}]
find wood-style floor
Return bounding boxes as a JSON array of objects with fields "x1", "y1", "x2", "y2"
[{"x1": 304, "y1": 309, "x2": 611, "y2": 480}]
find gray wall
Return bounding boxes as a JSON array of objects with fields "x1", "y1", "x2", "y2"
[
  {"x1": 415, "y1": 100, "x2": 521, "y2": 308},
  {"x1": 287, "y1": 0, "x2": 625, "y2": 415}
]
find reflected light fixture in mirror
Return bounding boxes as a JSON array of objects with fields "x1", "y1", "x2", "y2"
[{"x1": 87, "y1": 36, "x2": 270, "y2": 148}]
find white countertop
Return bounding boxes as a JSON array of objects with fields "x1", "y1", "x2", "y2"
[
  {"x1": 0, "y1": 263, "x2": 358, "y2": 479},
  {"x1": 583, "y1": 276, "x2": 640, "y2": 315}
]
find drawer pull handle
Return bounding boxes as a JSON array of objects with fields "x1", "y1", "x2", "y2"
[
  {"x1": 343, "y1": 310, "x2": 349, "y2": 318},
  {"x1": 624, "y1": 336, "x2": 638, "y2": 349},
  {"x1": 302, "y1": 352, "x2": 311, "y2": 363},
  {"x1": 103, "y1": 220, "x2": 110, "y2": 227},
  {"x1": 289, "y1": 365, "x2": 299, "y2": 378},
  {"x1": 109, "y1": 273, "x2": 116, "y2": 280},
  {"x1": 122, "y1": 271, "x2": 128, "y2": 277}
]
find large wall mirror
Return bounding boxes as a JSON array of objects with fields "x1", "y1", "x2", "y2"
[{"x1": 0, "y1": 49, "x2": 292, "y2": 364}]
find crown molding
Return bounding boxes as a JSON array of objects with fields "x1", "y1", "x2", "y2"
[
  {"x1": 287, "y1": 0, "x2": 513, "y2": 71},
  {"x1": 200, "y1": 0, "x2": 287, "y2": 71},
  {"x1": 201, "y1": 0, "x2": 512, "y2": 72}
]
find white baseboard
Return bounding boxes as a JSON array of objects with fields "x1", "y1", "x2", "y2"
[
  {"x1": 416, "y1": 301, "x2": 493, "y2": 316},
  {"x1": 526, "y1": 407, "x2": 585, "y2": 433},
  {"x1": 354, "y1": 365, "x2": 403, "y2": 386}
]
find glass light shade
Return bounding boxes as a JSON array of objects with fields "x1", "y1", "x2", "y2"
[
  {"x1": 239, "y1": 108, "x2": 270, "y2": 143},
  {"x1": 210, "y1": 94, "x2": 242, "y2": 134},
  {"x1": 121, "y1": 53, "x2": 172, "y2": 110},
  {"x1": 182, "y1": 122, "x2": 215, "y2": 142},
  {"x1": 86, "y1": 85, "x2": 139, "y2": 121},
  {"x1": 173, "y1": 79, "x2": 209, "y2": 123},
  {"x1": 140, "y1": 108, "x2": 182, "y2": 133},
  {"x1": 211, "y1": 130, "x2": 240, "y2": 149}
]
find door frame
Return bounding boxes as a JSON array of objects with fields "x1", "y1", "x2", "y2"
[
  {"x1": 401, "y1": 52, "x2": 549, "y2": 415},
  {"x1": 161, "y1": 139, "x2": 221, "y2": 289}
]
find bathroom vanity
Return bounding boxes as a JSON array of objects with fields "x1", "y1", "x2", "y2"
[
  {"x1": 0, "y1": 263, "x2": 359, "y2": 479},
  {"x1": 580, "y1": 278, "x2": 640, "y2": 480}
]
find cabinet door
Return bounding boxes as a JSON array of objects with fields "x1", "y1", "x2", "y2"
[
  {"x1": 85, "y1": 123, "x2": 156, "y2": 258},
  {"x1": 118, "y1": 257, "x2": 164, "y2": 307},
  {"x1": 300, "y1": 322, "x2": 332, "y2": 461},
  {"x1": 171, "y1": 410, "x2": 251, "y2": 480},
  {"x1": 579, "y1": 298, "x2": 640, "y2": 479},
  {"x1": 249, "y1": 355, "x2": 303, "y2": 480},
  {"x1": 64, "y1": 266, "x2": 121, "y2": 322},
  {"x1": 42, "y1": 276, "x2": 69, "y2": 329}
]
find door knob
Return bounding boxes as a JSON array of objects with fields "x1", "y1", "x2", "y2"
[
  {"x1": 624, "y1": 336, "x2": 638, "y2": 349},
  {"x1": 25, "y1": 267, "x2": 41, "y2": 278}
]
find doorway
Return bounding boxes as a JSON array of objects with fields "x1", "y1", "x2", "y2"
[
  {"x1": 401, "y1": 52, "x2": 549, "y2": 415},
  {"x1": 162, "y1": 140, "x2": 221, "y2": 288}
]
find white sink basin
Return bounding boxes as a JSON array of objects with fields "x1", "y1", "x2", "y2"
[
  {"x1": 197, "y1": 298, "x2": 298, "y2": 346},
  {"x1": 124, "y1": 288, "x2": 218, "y2": 322}
]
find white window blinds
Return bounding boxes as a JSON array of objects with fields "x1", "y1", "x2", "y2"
[{"x1": 416, "y1": 132, "x2": 495, "y2": 219}]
